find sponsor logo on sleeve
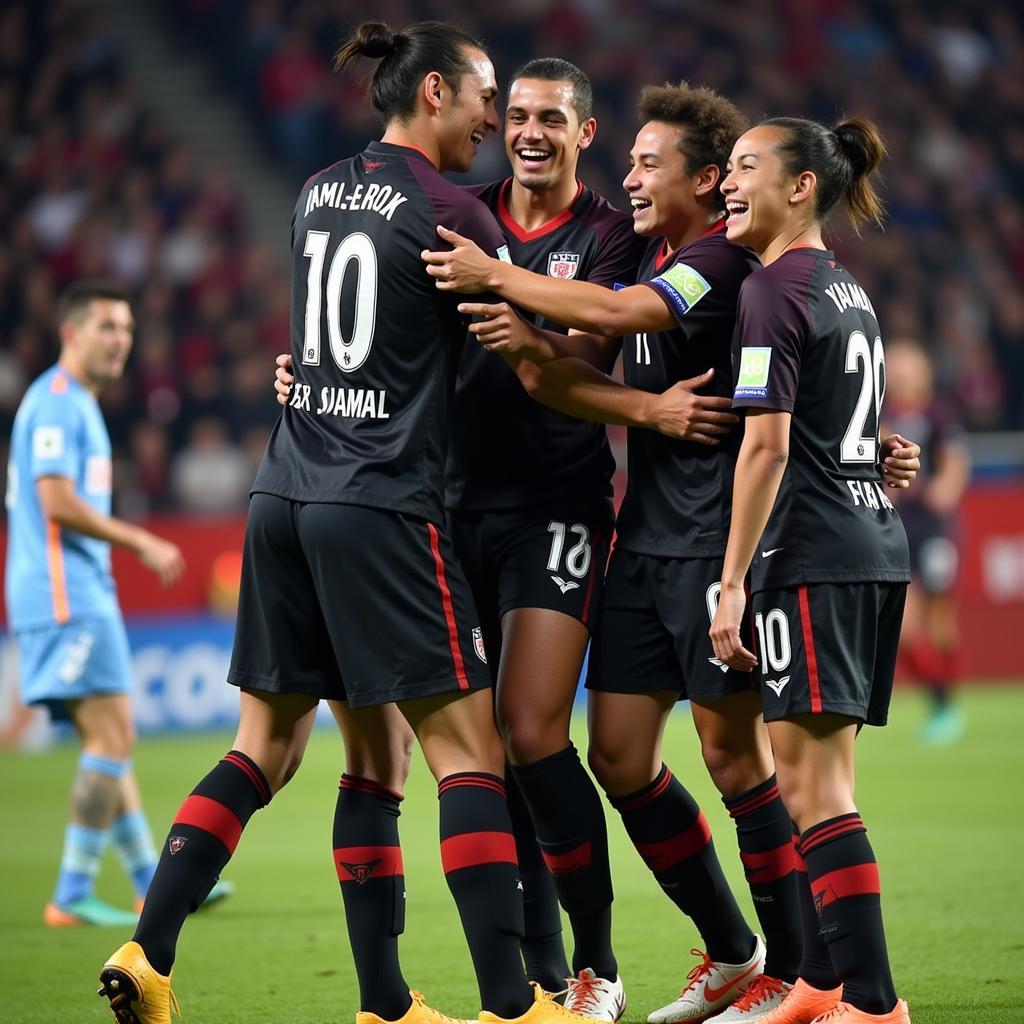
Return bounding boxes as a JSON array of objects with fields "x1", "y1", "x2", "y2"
[
  {"x1": 547, "y1": 251, "x2": 581, "y2": 279},
  {"x1": 85, "y1": 455, "x2": 112, "y2": 495},
  {"x1": 33, "y1": 425, "x2": 65, "y2": 461},
  {"x1": 496, "y1": 244, "x2": 512, "y2": 264},
  {"x1": 650, "y1": 262, "x2": 711, "y2": 315},
  {"x1": 734, "y1": 347, "x2": 772, "y2": 399}
]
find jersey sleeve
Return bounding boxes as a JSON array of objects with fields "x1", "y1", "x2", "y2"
[
  {"x1": 731, "y1": 272, "x2": 808, "y2": 412},
  {"x1": 588, "y1": 215, "x2": 645, "y2": 290},
  {"x1": 640, "y1": 240, "x2": 727, "y2": 340},
  {"x1": 26, "y1": 392, "x2": 81, "y2": 482}
]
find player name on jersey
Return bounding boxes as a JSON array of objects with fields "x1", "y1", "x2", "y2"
[
  {"x1": 303, "y1": 180, "x2": 409, "y2": 221},
  {"x1": 846, "y1": 479, "x2": 895, "y2": 511},
  {"x1": 288, "y1": 381, "x2": 391, "y2": 420}
]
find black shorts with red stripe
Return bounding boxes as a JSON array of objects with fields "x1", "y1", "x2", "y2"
[
  {"x1": 586, "y1": 549, "x2": 755, "y2": 703},
  {"x1": 751, "y1": 582, "x2": 907, "y2": 727},
  {"x1": 228, "y1": 493, "x2": 491, "y2": 708}
]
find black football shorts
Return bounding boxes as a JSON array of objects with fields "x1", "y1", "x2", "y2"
[
  {"x1": 447, "y1": 496, "x2": 614, "y2": 653},
  {"x1": 586, "y1": 547, "x2": 755, "y2": 703},
  {"x1": 228, "y1": 493, "x2": 491, "y2": 708},
  {"x1": 751, "y1": 581, "x2": 907, "y2": 726}
]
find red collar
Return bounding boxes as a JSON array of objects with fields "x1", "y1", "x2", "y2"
[{"x1": 497, "y1": 178, "x2": 583, "y2": 243}]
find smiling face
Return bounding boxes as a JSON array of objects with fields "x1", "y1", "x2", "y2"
[
  {"x1": 438, "y1": 48, "x2": 501, "y2": 173},
  {"x1": 622, "y1": 121, "x2": 700, "y2": 241},
  {"x1": 504, "y1": 77, "x2": 594, "y2": 192},
  {"x1": 721, "y1": 125, "x2": 806, "y2": 255}
]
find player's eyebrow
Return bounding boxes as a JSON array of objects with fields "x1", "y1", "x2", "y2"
[
  {"x1": 734, "y1": 153, "x2": 758, "y2": 162},
  {"x1": 506, "y1": 106, "x2": 569, "y2": 119}
]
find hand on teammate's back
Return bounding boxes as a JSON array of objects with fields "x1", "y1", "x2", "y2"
[
  {"x1": 422, "y1": 225, "x2": 495, "y2": 293},
  {"x1": 649, "y1": 368, "x2": 739, "y2": 445},
  {"x1": 136, "y1": 533, "x2": 185, "y2": 587},
  {"x1": 461, "y1": 301, "x2": 550, "y2": 357}
]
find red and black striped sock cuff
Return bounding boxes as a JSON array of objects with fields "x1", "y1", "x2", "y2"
[
  {"x1": 634, "y1": 811, "x2": 712, "y2": 872},
  {"x1": 340, "y1": 773, "x2": 404, "y2": 804},
  {"x1": 222, "y1": 750, "x2": 272, "y2": 807},
  {"x1": 172, "y1": 795, "x2": 245, "y2": 853},
  {"x1": 723, "y1": 774, "x2": 782, "y2": 819},
  {"x1": 437, "y1": 771, "x2": 506, "y2": 799},
  {"x1": 440, "y1": 830, "x2": 518, "y2": 873},
  {"x1": 609, "y1": 764, "x2": 671, "y2": 812},
  {"x1": 799, "y1": 813, "x2": 865, "y2": 857}
]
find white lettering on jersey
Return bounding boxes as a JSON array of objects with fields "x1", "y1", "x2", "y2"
[
  {"x1": 824, "y1": 281, "x2": 876, "y2": 318},
  {"x1": 305, "y1": 182, "x2": 409, "y2": 221},
  {"x1": 315, "y1": 387, "x2": 391, "y2": 420},
  {"x1": 846, "y1": 479, "x2": 896, "y2": 512}
]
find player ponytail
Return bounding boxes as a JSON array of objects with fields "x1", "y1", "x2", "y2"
[
  {"x1": 763, "y1": 115, "x2": 886, "y2": 233},
  {"x1": 333, "y1": 21, "x2": 486, "y2": 123}
]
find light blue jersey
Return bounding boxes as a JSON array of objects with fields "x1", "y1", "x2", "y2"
[{"x1": 5, "y1": 365, "x2": 119, "y2": 630}]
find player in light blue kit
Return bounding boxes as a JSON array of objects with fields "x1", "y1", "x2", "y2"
[{"x1": 5, "y1": 279, "x2": 230, "y2": 925}]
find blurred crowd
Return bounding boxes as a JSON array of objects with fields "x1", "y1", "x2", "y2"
[{"x1": 2, "y1": 1, "x2": 1023, "y2": 517}]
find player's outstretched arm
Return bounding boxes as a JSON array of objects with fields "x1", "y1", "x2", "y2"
[
  {"x1": 880, "y1": 433, "x2": 921, "y2": 489},
  {"x1": 36, "y1": 476, "x2": 185, "y2": 586},
  {"x1": 424, "y1": 225, "x2": 674, "y2": 337}
]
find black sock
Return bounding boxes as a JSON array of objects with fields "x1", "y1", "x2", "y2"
[
  {"x1": 611, "y1": 764, "x2": 754, "y2": 965},
  {"x1": 507, "y1": 767, "x2": 569, "y2": 990},
  {"x1": 793, "y1": 824, "x2": 840, "y2": 991},
  {"x1": 800, "y1": 813, "x2": 898, "y2": 1015},
  {"x1": 723, "y1": 776, "x2": 802, "y2": 982},
  {"x1": 510, "y1": 745, "x2": 616, "y2": 980},
  {"x1": 439, "y1": 773, "x2": 532, "y2": 1018},
  {"x1": 135, "y1": 751, "x2": 270, "y2": 974},
  {"x1": 334, "y1": 775, "x2": 410, "y2": 1019}
]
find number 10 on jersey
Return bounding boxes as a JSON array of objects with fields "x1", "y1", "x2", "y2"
[{"x1": 302, "y1": 230, "x2": 378, "y2": 373}]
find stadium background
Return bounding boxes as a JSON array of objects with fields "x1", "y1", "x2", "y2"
[{"x1": 0, "y1": 2, "x2": 1021, "y2": 1022}]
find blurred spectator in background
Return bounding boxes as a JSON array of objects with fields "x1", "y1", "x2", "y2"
[
  {"x1": 885, "y1": 338, "x2": 971, "y2": 745},
  {"x1": 170, "y1": 417, "x2": 252, "y2": 515}
]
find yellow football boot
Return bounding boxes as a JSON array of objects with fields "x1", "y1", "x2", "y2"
[{"x1": 98, "y1": 941, "x2": 180, "y2": 1024}]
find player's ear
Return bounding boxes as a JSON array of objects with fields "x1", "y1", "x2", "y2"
[
  {"x1": 423, "y1": 71, "x2": 446, "y2": 114},
  {"x1": 693, "y1": 163, "x2": 720, "y2": 199},
  {"x1": 790, "y1": 170, "x2": 816, "y2": 208},
  {"x1": 577, "y1": 116, "x2": 597, "y2": 151}
]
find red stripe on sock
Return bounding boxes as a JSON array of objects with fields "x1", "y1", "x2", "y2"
[
  {"x1": 427, "y1": 523, "x2": 469, "y2": 690},
  {"x1": 540, "y1": 841, "x2": 592, "y2": 875},
  {"x1": 438, "y1": 774, "x2": 506, "y2": 798},
  {"x1": 334, "y1": 845, "x2": 403, "y2": 883},
  {"x1": 801, "y1": 816, "x2": 864, "y2": 855},
  {"x1": 740, "y1": 839, "x2": 800, "y2": 883},
  {"x1": 793, "y1": 835, "x2": 807, "y2": 873},
  {"x1": 223, "y1": 753, "x2": 271, "y2": 805},
  {"x1": 173, "y1": 795, "x2": 244, "y2": 853},
  {"x1": 811, "y1": 862, "x2": 880, "y2": 907},
  {"x1": 614, "y1": 767, "x2": 672, "y2": 812},
  {"x1": 727, "y1": 784, "x2": 781, "y2": 819},
  {"x1": 635, "y1": 812, "x2": 712, "y2": 872},
  {"x1": 340, "y1": 774, "x2": 403, "y2": 802},
  {"x1": 798, "y1": 587, "x2": 822, "y2": 713},
  {"x1": 440, "y1": 831, "x2": 518, "y2": 873}
]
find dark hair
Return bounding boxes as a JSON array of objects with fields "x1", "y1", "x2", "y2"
[
  {"x1": 762, "y1": 115, "x2": 886, "y2": 233},
  {"x1": 333, "y1": 21, "x2": 486, "y2": 123},
  {"x1": 56, "y1": 279, "x2": 131, "y2": 325},
  {"x1": 637, "y1": 82, "x2": 748, "y2": 212},
  {"x1": 509, "y1": 58, "x2": 593, "y2": 122}
]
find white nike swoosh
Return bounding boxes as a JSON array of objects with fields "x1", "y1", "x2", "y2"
[{"x1": 761, "y1": 547, "x2": 783, "y2": 558}]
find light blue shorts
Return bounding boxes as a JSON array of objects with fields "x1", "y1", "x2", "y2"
[{"x1": 16, "y1": 615, "x2": 133, "y2": 722}]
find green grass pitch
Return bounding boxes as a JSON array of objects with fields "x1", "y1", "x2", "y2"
[{"x1": 1, "y1": 686, "x2": 1022, "y2": 1024}]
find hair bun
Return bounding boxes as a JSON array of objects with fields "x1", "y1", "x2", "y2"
[
  {"x1": 833, "y1": 118, "x2": 881, "y2": 178},
  {"x1": 356, "y1": 22, "x2": 400, "y2": 59}
]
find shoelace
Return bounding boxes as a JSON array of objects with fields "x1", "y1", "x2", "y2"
[
  {"x1": 410, "y1": 989, "x2": 464, "y2": 1024},
  {"x1": 679, "y1": 949, "x2": 715, "y2": 996},
  {"x1": 564, "y1": 973, "x2": 604, "y2": 1014},
  {"x1": 730, "y1": 975, "x2": 786, "y2": 1012},
  {"x1": 535, "y1": 983, "x2": 595, "y2": 1020}
]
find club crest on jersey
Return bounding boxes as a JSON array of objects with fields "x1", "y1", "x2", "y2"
[
  {"x1": 551, "y1": 575, "x2": 580, "y2": 594},
  {"x1": 339, "y1": 859, "x2": 381, "y2": 884},
  {"x1": 169, "y1": 836, "x2": 187, "y2": 855},
  {"x1": 472, "y1": 627, "x2": 487, "y2": 663},
  {"x1": 765, "y1": 676, "x2": 791, "y2": 696},
  {"x1": 547, "y1": 251, "x2": 581, "y2": 280}
]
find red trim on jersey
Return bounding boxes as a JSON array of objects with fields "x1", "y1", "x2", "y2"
[
  {"x1": 635, "y1": 812, "x2": 712, "y2": 871},
  {"x1": 399, "y1": 142, "x2": 437, "y2": 168},
  {"x1": 437, "y1": 773, "x2": 507, "y2": 799},
  {"x1": 613, "y1": 766, "x2": 672, "y2": 812},
  {"x1": 173, "y1": 795, "x2": 243, "y2": 853},
  {"x1": 497, "y1": 178, "x2": 583, "y2": 242},
  {"x1": 334, "y1": 845, "x2": 404, "y2": 882},
  {"x1": 740, "y1": 840, "x2": 800, "y2": 884},
  {"x1": 702, "y1": 216, "x2": 728, "y2": 237},
  {"x1": 581, "y1": 557, "x2": 599, "y2": 624},
  {"x1": 727, "y1": 783, "x2": 781, "y2": 819},
  {"x1": 798, "y1": 586, "x2": 823, "y2": 713},
  {"x1": 541, "y1": 841, "x2": 592, "y2": 875},
  {"x1": 811, "y1": 862, "x2": 881, "y2": 908},
  {"x1": 340, "y1": 774, "x2": 404, "y2": 803},
  {"x1": 49, "y1": 370, "x2": 69, "y2": 394},
  {"x1": 427, "y1": 523, "x2": 470, "y2": 690},
  {"x1": 653, "y1": 238, "x2": 674, "y2": 270},
  {"x1": 440, "y1": 831, "x2": 518, "y2": 873},
  {"x1": 223, "y1": 753, "x2": 271, "y2": 805},
  {"x1": 800, "y1": 816, "x2": 864, "y2": 855}
]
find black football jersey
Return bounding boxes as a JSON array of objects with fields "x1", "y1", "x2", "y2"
[
  {"x1": 731, "y1": 248, "x2": 911, "y2": 591},
  {"x1": 251, "y1": 142, "x2": 507, "y2": 524},
  {"x1": 615, "y1": 224, "x2": 760, "y2": 557},
  {"x1": 445, "y1": 178, "x2": 645, "y2": 510}
]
